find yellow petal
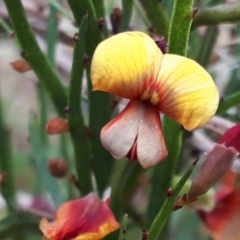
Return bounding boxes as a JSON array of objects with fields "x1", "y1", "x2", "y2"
[
  {"x1": 39, "y1": 193, "x2": 120, "y2": 240},
  {"x1": 90, "y1": 31, "x2": 163, "y2": 99},
  {"x1": 156, "y1": 54, "x2": 219, "y2": 130}
]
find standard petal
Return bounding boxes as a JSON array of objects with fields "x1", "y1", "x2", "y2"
[
  {"x1": 39, "y1": 193, "x2": 120, "y2": 240},
  {"x1": 90, "y1": 31, "x2": 163, "y2": 100},
  {"x1": 101, "y1": 100, "x2": 139, "y2": 159},
  {"x1": 137, "y1": 104, "x2": 167, "y2": 168},
  {"x1": 156, "y1": 54, "x2": 219, "y2": 131}
]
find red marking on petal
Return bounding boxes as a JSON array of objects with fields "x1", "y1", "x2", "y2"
[
  {"x1": 139, "y1": 78, "x2": 163, "y2": 105},
  {"x1": 126, "y1": 138, "x2": 138, "y2": 161},
  {"x1": 40, "y1": 193, "x2": 120, "y2": 240},
  {"x1": 218, "y1": 123, "x2": 240, "y2": 152}
]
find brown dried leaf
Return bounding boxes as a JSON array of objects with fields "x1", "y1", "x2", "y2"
[
  {"x1": 10, "y1": 60, "x2": 31, "y2": 73},
  {"x1": 46, "y1": 118, "x2": 69, "y2": 135}
]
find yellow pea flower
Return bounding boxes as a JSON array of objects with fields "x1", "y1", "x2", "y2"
[
  {"x1": 40, "y1": 193, "x2": 120, "y2": 240},
  {"x1": 90, "y1": 31, "x2": 219, "y2": 169}
]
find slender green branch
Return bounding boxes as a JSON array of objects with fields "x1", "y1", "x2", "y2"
[
  {"x1": 192, "y1": 2, "x2": 240, "y2": 29},
  {"x1": 3, "y1": 0, "x2": 67, "y2": 116},
  {"x1": 120, "y1": 0, "x2": 134, "y2": 32},
  {"x1": 217, "y1": 92, "x2": 240, "y2": 115},
  {"x1": 0, "y1": 211, "x2": 41, "y2": 238},
  {"x1": 187, "y1": 30, "x2": 201, "y2": 60},
  {"x1": 0, "y1": 18, "x2": 12, "y2": 34},
  {"x1": 67, "y1": 0, "x2": 102, "y2": 53},
  {"x1": 208, "y1": 0, "x2": 224, "y2": 6},
  {"x1": 29, "y1": 116, "x2": 64, "y2": 207},
  {"x1": 118, "y1": 214, "x2": 128, "y2": 240},
  {"x1": 0, "y1": 99, "x2": 15, "y2": 212},
  {"x1": 37, "y1": 2, "x2": 59, "y2": 144},
  {"x1": 68, "y1": 14, "x2": 92, "y2": 195},
  {"x1": 92, "y1": 0, "x2": 105, "y2": 18},
  {"x1": 162, "y1": 0, "x2": 174, "y2": 17},
  {"x1": 196, "y1": 26, "x2": 218, "y2": 68},
  {"x1": 168, "y1": 0, "x2": 194, "y2": 55},
  {"x1": 67, "y1": 0, "x2": 112, "y2": 195},
  {"x1": 138, "y1": 0, "x2": 169, "y2": 37},
  {"x1": 133, "y1": 0, "x2": 151, "y2": 28},
  {"x1": 148, "y1": 161, "x2": 196, "y2": 240},
  {"x1": 91, "y1": 0, "x2": 108, "y2": 37},
  {"x1": 47, "y1": 4, "x2": 58, "y2": 66},
  {"x1": 224, "y1": 24, "x2": 240, "y2": 98},
  {"x1": 48, "y1": 0, "x2": 74, "y2": 20}
]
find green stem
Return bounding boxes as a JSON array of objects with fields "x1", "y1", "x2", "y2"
[
  {"x1": 168, "y1": 0, "x2": 194, "y2": 55},
  {"x1": 118, "y1": 214, "x2": 129, "y2": 240},
  {"x1": 217, "y1": 92, "x2": 240, "y2": 115},
  {"x1": 120, "y1": 0, "x2": 134, "y2": 32},
  {"x1": 29, "y1": 116, "x2": 64, "y2": 207},
  {"x1": 68, "y1": 14, "x2": 92, "y2": 195},
  {"x1": 192, "y1": 2, "x2": 240, "y2": 29},
  {"x1": 148, "y1": 161, "x2": 196, "y2": 240},
  {"x1": 92, "y1": 0, "x2": 105, "y2": 18},
  {"x1": 196, "y1": 26, "x2": 218, "y2": 68},
  {"x1": 208, "y1": 0, "x2": 224, "y2": 6},
  {"x1": 47, "y1": 4, "x2": 58, "y2": 66},
  {"x1": 0, "y1": 99, "x2": 15, "y2": 212},
  {"x1": 67, "y1": 0, "x2": 112, "y2": 195},
  {"x1": 138, "y1": 0, "x2": 169, "y2": 38},
  {"x1": 162, "y1": 0, "x2": 174, "y2": 17},
  {"x1": 147, "y1": 123, "x2": 182, "y2": 223},
  {"x1": 4, "y1": 0, "x2": 67, "y2": 116},
  {"x1": 0, "y1": 18, "x2": 12, "y2": 34},
  {"x1": 91, "y1": 0, "x2": 108, "y2": 37},
  {"x1": 37, "y1": 86, "x2": 49, "y2": 145},
  {"x1": 133, "y1": 0, "x2": 151, "y2": 28},
  {"x1": 0, "y1": 211, "x2": 41, "y2": 238},
  {"x1": 48, "y1": 0, "x2": 74, "y2": 20},
  {"x1": 224, "y1": 24, "x2": 240, "y2": 98}
]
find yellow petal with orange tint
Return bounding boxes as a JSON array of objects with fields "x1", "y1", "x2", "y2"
[
  {"x1": 156, "y1": 54, "x2": 219, "y2": 130},
  {"x1": 90, "y1": 31, "x2": 163, "y2": 100},
  {"x1": 40, "y1": 193, "x2": 119, "y2": 240}
]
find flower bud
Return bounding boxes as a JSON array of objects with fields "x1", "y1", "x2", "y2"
[
  {"x1": 188, "y1": 144, "x2": 238, "y2": 201},
  {"x1": 46, "y1": 118, "x2": 69, "y2": 135},
  {"x1": 48, "y1": 158, "x2": 68, "y2": 178}
]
